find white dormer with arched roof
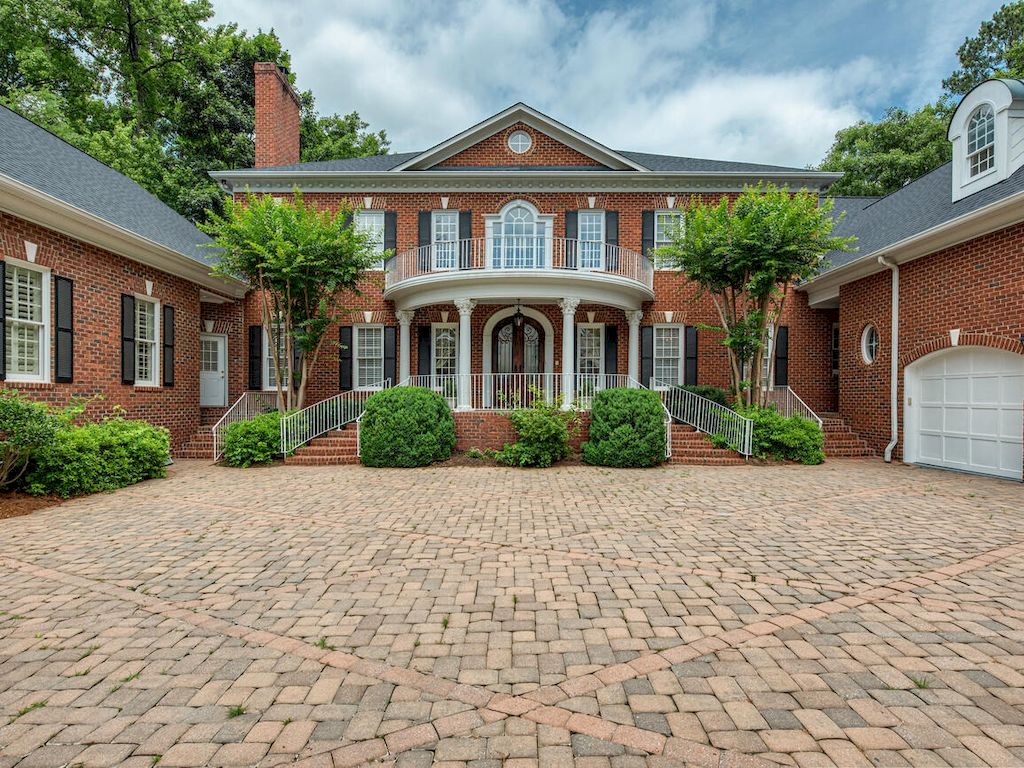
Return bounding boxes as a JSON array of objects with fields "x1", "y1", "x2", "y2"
[{"x1": 948, "y1": 78, "x2": 1024, "y2": 201}]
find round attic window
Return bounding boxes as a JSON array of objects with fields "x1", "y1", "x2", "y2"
[{"x1": 507, "y1": 130, "x2": 532, "y2": 154}]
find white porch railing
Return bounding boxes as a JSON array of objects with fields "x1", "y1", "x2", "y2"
[
  {"x1": 386, "y1": 236, "x2": 654, "y2": 291},
  {"x1": 211, "y1": 391, "x2": 281, "y2": 460},
  {"x1": 401, "y1": 373, "x2": 562, "y2": 410},
  {"x1": 574, "y1": 373, "x2": 635, "y2": 408},
  {"x1": 763, "y1": 386, "x2": 823, "y2": 427},
  {"x1": 280, "y1": 380, "x2": 391, "y2": 453},
  {"x1": 654, "y1": 380, "x2": 753, "y2": 457}
]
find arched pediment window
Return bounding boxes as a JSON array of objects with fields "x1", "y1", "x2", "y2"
[{"x1": 966, "y1": 105, "x2": 995, "y2": 177}]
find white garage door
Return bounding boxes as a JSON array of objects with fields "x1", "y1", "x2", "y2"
[{"x1": 906, "y1": 347, "x2": 1024, "y2": 480}]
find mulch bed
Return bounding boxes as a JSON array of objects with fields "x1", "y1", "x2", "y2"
[{"x1": 0, "y1": 492, "x2": 62, "y2": 520}]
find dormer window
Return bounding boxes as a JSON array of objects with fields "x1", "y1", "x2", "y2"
[{"x1": 966, "y1": 105, "x2": 995, "y2": 177}]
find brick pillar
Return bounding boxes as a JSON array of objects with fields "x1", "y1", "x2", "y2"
[{"x1": 254, "y1": 62, "x2": 300, "y2": 168}]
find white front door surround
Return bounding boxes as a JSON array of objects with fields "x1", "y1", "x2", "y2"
[{"x1": 199, "y1": 333, "x2": 228, "y2": 408}]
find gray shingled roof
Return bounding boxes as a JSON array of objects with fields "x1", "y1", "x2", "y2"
[
  {"x1": 0, "y1": 105, "x2": 214, "y2": 266},
  {"x1": 235, "y1": 149, "x2": 809, "y2": 174},
  {"x1": 822, "y1": 162, "x2": 1024, "y2": 273}
]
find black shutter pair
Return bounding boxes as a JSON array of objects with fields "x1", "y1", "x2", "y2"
[
  {"x1": 774, "y1": 326, "x2": 789, "y2": 386},
  {"x1": 0, "y1": 266, "x2": 74, "y2": 382},
  {"x1": 563, "y1": 211, "x2": 619, "y2": 270},
  {"x1": 121, "y1": 294, "x2": 174, "y2": 386},
  {"x1": 418, "y1": 210, "x2": 473, "y2": 272},
  {"x1": 337, "y1": 325, "x2": 397, "y2": 391}
]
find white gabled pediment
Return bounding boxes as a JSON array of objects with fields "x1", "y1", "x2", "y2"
[
  {"x1": 391, "y1": 103, "x2": 649, "y2": 172},
  {"x1": 948, "y1": 78, "x2": 1024, "y2": 202}
]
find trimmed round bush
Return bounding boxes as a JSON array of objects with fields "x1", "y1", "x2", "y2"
[
  {"x1": 359, "y1": 387, "x2": 455, "y2": 467},
  {"x1": 739, "y1": 406, "x2": 824, "y2": 465},
  {"x1": 582, "y1": 388, "x2": 666, "y2": 468},
  {"x1": 223, "y1": 411, "x2": 282, "y2": 468}
]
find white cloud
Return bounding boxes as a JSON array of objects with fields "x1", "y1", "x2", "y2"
[{"x1": 209, "y1": 0, "x2": 991, "y2": 167}]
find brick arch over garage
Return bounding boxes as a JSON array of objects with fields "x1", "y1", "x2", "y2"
[{"x1": 899, "y1": 332, "x2": 1024, "y2": 368}]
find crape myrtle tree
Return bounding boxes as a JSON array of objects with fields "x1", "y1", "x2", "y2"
[
  {"x1": 202, "y1": 190, "x2": 383, "y2": 411},
  {"x1": 655, "y1": 183, "x2": 854, "y2": 407}
]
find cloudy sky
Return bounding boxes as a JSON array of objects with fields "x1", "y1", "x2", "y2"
[{"x1": 211, "y1": 0, "x2": 1001, "y2": 168}]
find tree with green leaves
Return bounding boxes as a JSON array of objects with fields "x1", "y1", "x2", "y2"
[
  {"x1": 818, "y1": 104, "x2": 953, "y2": 196},
  {"x1": 656, "y1": 184, "x2": 855, "y2": 407},
  {"x1": 201, "y1": 191, "x2": 383, "y2": 411},
  {"x1": 943, "y1": 1, "x2": 1024, "y2": 96}
]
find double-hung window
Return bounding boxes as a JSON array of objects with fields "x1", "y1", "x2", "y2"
[
  {"x1": 264, "y1": 322, "x2": 288, "y2": 390},
  {"x1": 4, "y1": 261, "x2": 49, "y2": 382},
  {"x1": 966, "y1": 106, "x2": 995, "y2": 178},
  {"x1": 354, "y1": 325, "x2": 384, "y2": 389},
  {"x1": 653, "y1": 325, "x2": 683, "y2": 387},
  {"x1": 762, "y1": 323, "x2": 775, "y2": 387},
  {"x1": 653, "y1": 210, "x2": 683, "y2": 268},
  {"x1": 578, "y1": 211, "x2": 604, "y2": 269},
  {"x1": 134, "y1": 297, "x2": 159, "y2": 387},
  {"x1": 432, "y1": 211, "x2": 459, "y2": 270},
  {"x1": 356, "y1": 211, "x2": 386, "y2": 270},
  {"x1": 576, "y1": 325, "x2": 603, "y2": 377},
  {"x1": 431, "y1": 323, "x2": 458, "y2": 402}
]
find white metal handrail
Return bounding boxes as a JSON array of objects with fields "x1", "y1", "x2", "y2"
[
  {"x1": 763, "y1": 386, "x2": 823, "y2": 427},
  {"x1": 401, "y1": 373, "x2": 561, "y2": 410},
  {"x1": 211, "y1": 391, "x2": 281, "y2": 460},
  {"x1": 279, "y1": 380, "x2": 391, "y2": 454},
  {"x1": 654, "y1": 379, "x2": 753, "y2": 457},
  {"x1": 386, "y1": 237, "x2": 654, "y2": 291}
]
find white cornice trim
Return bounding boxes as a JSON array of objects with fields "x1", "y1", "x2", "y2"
[
  {"x1": 802, "y1": 188, "x2": 1024, "y2": 306},
  {"x1": 389, "y1": 103, "x2": 648, "y2": 172},
  {"x1": 0, "y1": 172, "x2": 247, "y2": 299}
]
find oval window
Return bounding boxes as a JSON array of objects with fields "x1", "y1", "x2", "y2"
[{"x1": 861, "y1": 324, "x2": 879, "y2": 364}]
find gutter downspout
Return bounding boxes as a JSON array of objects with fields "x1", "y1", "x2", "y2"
[{"x1": 878, "y1": 256, "x2": 899, "y2": 462}]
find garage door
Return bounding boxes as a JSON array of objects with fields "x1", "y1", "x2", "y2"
[{"x1": 906, "y1": 347, "x2": 1024, "y2": 480}]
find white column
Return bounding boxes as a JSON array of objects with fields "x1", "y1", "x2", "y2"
[
  {"x1": 454, "y1": 298, "x2": 475, "y2": 409},
  {"x1": 559, "y1": 298, "x2": 580, "y2": 409},
  {"x1": 626, "y1": 310, "x2": 642, "y2": 386},
  {"x1": 396, "y1": 310, "x2": 414, "y2": 384}
]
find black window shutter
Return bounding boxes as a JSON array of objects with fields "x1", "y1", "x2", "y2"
[
  {"x1": 248, "y1": 325, "x2": 263, "y2": 390},
  {"x1": 338, "y1": 326, "x2": 353, "y2": 391},
  {"x1": 162, "y1": 305, "x2": 175, "y2": 387},
  {"x1": 605, "y1": 211, "x2": 619, "y2": 271},
  {"x1": 383, "y1": 211, "x2": 397, "y2": 252},
  {"x1": 53, "y1": 276, "x2": 73, "y2": 383},
  {"x1": 641, "y1": 211, "x2": 655, "y2": 255},
  {"x1": 459, "y1": 210, "x2": 472, "y2": 269},
  {"x1": 0, "y1": 261, "x2": 5, "y2": 380},
  {"x1": 383, "y1": 326, "x2": 397, "y2": 385},
  {"x1": 564, "y1": 210, "x2": 578, "y2": 269},
  {"x1": 684, "y1": 326, "x2": 698, "y2": 386},
  {"x1": 121, "y1": 294, "x2": 136, "y2": 384},
  {"x1": 417, "y1": 211, "x2": 431, "y2": 272},
  {"x1": 774, "y1": 325, "x2": 789, "y2": 386},
  {"x1": 640, "y1": 325, "x2": 654, "y2": 388},
  {"x1": 417, "y1": 325, "x2": 431, "y2": 376},
  {"x1": 604, "y1": 325, "x2": 618, "y2": 376}
]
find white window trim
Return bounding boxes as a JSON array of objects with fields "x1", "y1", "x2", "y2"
[
  {"x1": 430, "y1": 323, "x2": 459, "y2": 375},
  {"x1": 966, "y1": 105, "x2": 996, "y2": 180},
  {"x1": 353, "y1": 324, "x2": 385, "y2": 391},
  {"x1": 356, "y1": 210, "x2": 387, "y2": 271},
  {"x1": 508, "y1": 130, "x2": 532, "y2": 154},
  {"x1": 3, "y1": 257, "x2": 51, "y2": 384},
  {"x1": 133, "y1": 295, "x2": 160, "y2": 388},
  {"x1": 861, "y1": 324, "x2": 879, "y2": 365},
  {"x1": 652, "y1": 323, "x2": 685, "y2": 389},
  {"x1": 431, "y1": 211, "x2": 460, "y2": 271},
  {"x1": 575, "y1": 323, "x2": 605, "y2": 375},
  {"x1": 761, "y1": 323, "x2": 775, "y2": 388},
  {"x1": 262, "y1": 322, "x2": 288, "y2": 392},
  {"x1": 653, "y1": 209, "x2": 684, "y2": 270},
  {"x1": 577, "y1": 210, "x2": 605, "y2": 271},
  {"x1": 484, "y1": 200, "x2": 555, "y2": 270}
]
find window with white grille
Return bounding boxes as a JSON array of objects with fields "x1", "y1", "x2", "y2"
[
  {"x1": 356, "y1": 211, "x2": 386, "y2": 269},
  {"x1": 652, "y1": 210, "x2": 683, "y2": 268},
  {"x1": 264, "y1": 322, "x2": 289, "y2": 390},
  {"x1": 432, "y1": 325, "x2": 457, "y2": 377},
  {"x1": 578, "y1": 211, "x2": 604, "y2": 269},
  {"x1": 432, "y1": 212, "x2": 459, "y2": 270},
  {"x1": 4, "y1": 262, "x2": 49, "y2": 381},
  {"x1": 135, "y1": 298, "x2": 159, "y2": 386},
  {"x1": 576, "y1": 325, "x2": 603, "y2": 376},
  {"x1": 354, "y1": 325, "x2": 384, "y2": 389},
  {"x1": 653, "y1": 325, "x2": 683, "y2": 385},
  {"x1": 967, "y1": 105, "x2": 995, "y2": 178}
]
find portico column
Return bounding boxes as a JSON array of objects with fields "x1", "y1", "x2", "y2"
[
  {"x1": 626, "y1": 310, "x2": 642, "y2": 386},
  {"x1": 396, "y1": 310, "x2": 414, "y2": 385},
  {"x1": 454, "y1": 298, "x2": 476, "y2": 409},
  {"x1": 559, "y1": 297, "x2": 580, "y2": 409}
]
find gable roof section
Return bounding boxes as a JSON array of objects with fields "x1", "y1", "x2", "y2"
[
  {"x1": 392, "y1": 103, "x2": 649, "y2": 172},
  {"x1": 0, "y1": 106, "x2": 224, "y2": 267}
]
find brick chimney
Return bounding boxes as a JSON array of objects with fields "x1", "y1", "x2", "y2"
[{"x1": 254, "y1": 62, "x2": 300, "y2": 168}]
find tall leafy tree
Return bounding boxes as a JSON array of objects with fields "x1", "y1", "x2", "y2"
[
  {"x1": 818, "y1": 104, "x2": 953, "y2": 197},
  {"x1": 943, "y1": 1, "x2": 1024, "y2": 95}
]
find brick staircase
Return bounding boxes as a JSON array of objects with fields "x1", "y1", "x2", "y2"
[
  {"x1": 176, "y1": 427, "x2": 214, "y2": 459},
  {"x1": 669, "y1": 424, "x2": 747, "y2": 465},
  {"x1": 284, "y1": 425, "x2": 360, "y2": 466},
  {"x1": 819, "y1": 413, "x2": 874, "y2": 457}
]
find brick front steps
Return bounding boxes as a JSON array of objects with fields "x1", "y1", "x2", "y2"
[
  {"x1": 175, "y1": 427, "x2": 214, "y2": 459},
  {"x1": 669, "y1": 425, "x2": 746, "y2": 465},
  {"x1": 284, "y1": 425, "x2": 360, "y2": 465},
  {"x1": 819, "y1": 412, "x2": 874, "y2": 457}
]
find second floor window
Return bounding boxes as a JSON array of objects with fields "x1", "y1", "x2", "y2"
[
  {"x1": 578, "y1": 211, "x2": 604, "y2": 269},
  {"x1": 967, "y1": 105, "x2": 995, "y2": 177},
  {"x1": 432, "y1": 211, "x2": 459, "y2": 270},
  {"x1": 356, "y1": 211, "x2": 386, "y2": 269},
  {"x1": 653, "y1": 210, "x2": 683, "y2": 268}
]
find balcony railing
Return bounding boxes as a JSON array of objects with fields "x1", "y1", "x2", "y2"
[
  {"x1": 385, "y1": 236, "x2": 654, "y2": 291},
  {"x1": 399, "y1": 372, "x2": 642, "y2": 411}
]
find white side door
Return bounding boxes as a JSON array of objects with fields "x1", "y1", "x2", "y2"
[{"x1": 199, "y1": 334, "x2": 228, "y2": 407}]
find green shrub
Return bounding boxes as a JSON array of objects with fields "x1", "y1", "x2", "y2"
[
  {"x1": 359, "y1": 387, "x2": 455, "y2": 467},
  {"x1": 223, "y1": 411, "x2": 282, "y2": 467},
  {"x1": 678, "y1": 385, "x2": 730, "y2": 407},
  {"x1": 495, "y1": 394, "x2": 577, "y2": 468},
  {"x1": 582, "y1": 388, "x2": 666, "y2": 467},
  {"x1": 26, "y1": 417, "x2": 170, "y2": 497},
  {"x1": 739, "y1": 406, "x2": 824, "y2": 465},
  {"x1": 0, "y1": 390, "x2": 68, "y2": 489}
]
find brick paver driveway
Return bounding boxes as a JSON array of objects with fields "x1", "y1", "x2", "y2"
[{"x1": 1, "y1": 459, "x2": 1023, "y2": 768}]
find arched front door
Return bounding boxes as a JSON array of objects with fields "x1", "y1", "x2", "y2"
[{"x1": 492, "y1": 316, "x2": 545, "y2": 406}]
